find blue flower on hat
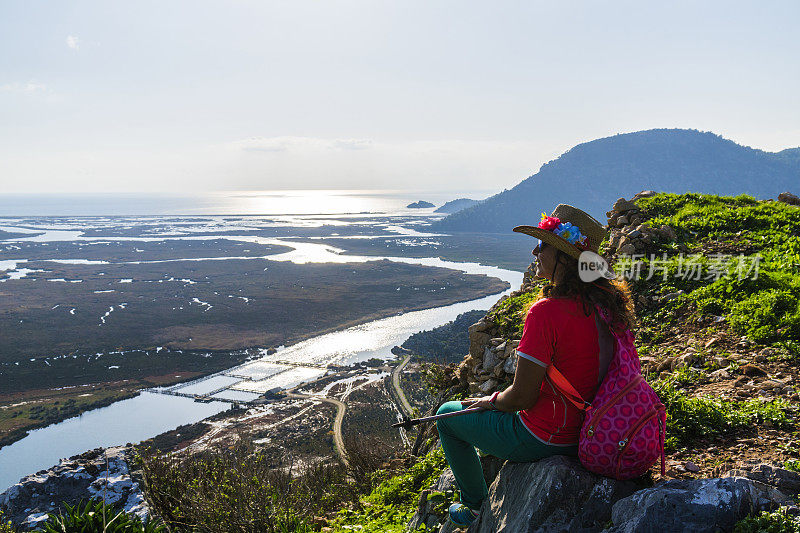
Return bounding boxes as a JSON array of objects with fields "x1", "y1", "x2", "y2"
[{"x1": 553, "y1": 221, "x2": 586, "y2": 246}]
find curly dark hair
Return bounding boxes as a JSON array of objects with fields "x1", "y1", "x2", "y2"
[{"x1": 529, "y1": 247, "x2": 637, "y2": 334}]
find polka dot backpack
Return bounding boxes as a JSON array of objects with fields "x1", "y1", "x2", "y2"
[{"x1": 546, "y1": 303, "x2": 666, "y2": 480}]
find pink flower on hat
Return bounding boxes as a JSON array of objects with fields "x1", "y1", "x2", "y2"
[{"x1": 538, "y1": 212, "x2": 561, "y2": 231}]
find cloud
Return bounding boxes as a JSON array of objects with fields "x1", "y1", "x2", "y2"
[
  {"x1": 230, "y1": 136, "x2": 374, "y2": 153},
  {"x1": 0, "y1": 81, "x2": 47, "y2": 93},
  {"x1": 66, "y1": 35, "x2": 80, "y2": 50}
]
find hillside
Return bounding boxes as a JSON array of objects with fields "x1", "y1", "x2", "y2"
[
  {"x1": 5, "y1": 192, "x2": 800, "y2": 532},
  {"x1": 431, "y1": 129, "x2": 800, "y2": 234}
]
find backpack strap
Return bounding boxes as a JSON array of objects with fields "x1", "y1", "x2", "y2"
[{"x1": 546, "y1": 365, "x2": 591, "y2": 412}]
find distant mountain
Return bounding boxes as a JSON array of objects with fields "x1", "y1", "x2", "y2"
[
  {"x1": 434, "y1": 198, "x2": 480, "y2": 214},
  {"x1": 431, "y1": 129, "x2": 800, "y2": 234},
  {"x1": 407, "y1": 200, "x2": 435, "y2": 209}
]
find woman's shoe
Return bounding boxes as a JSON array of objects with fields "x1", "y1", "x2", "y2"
[{"x1": 448, "y1": 502, "x2": 479, "y2": 527}]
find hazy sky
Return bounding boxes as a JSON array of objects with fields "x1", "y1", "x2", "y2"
[{"x1": 1, "y1": 1, "x2": 798, "y2": 194}]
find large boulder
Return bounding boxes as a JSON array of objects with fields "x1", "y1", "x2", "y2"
[
  {"x1": 467, "y1": 455, "x2": 643, "y2": 532},
  {"x1": 606, "y1": 477, "x2": 792, "y2": 532}
]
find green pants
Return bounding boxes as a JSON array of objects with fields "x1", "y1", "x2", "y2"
[{"x1": 435, "y1": 401, "x2": 578, "y2": 510}]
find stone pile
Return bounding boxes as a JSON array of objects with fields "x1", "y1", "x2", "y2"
[
  {"x1": 603, "y1": 192, "x2": 680, "y2": 259},
  {"x1": 457, "y1": 299, "x2": 521, "y2": 395}
]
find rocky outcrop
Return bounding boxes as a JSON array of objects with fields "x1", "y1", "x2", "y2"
[
  {"x1": 0, "y1": 446, "x2": 148, "y2": 530},
  {"x1": 606, "y1": 477, "x2": 794, "y2": 532},
  {"x1": 603, "y1": 194, "x2": 679, "y2": 260},
  {"x1": 459, "y1": 305, "x2": 521, "y2": 395},
  {"x1": 777, "y1": 191, "x2": 800, "y2": 206},
  {"x1": 406, "y1": 456, "x2": 797, "y2": 532},
  {"x1": 468, "y1": 456, "x2": 644, "y2": 533}
]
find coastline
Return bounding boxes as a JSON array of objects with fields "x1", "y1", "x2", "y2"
[{"x1": 0, "y1": 275, "x2": 510, "y2": 453}]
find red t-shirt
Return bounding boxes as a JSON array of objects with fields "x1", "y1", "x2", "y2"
[{"x1": 516, "y1": 296, "x2": 603, "y2": 445}]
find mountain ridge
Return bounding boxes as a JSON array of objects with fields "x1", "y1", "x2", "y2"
[{"x1": 431, "y1": 128, "x2": 800, "y2": 234}]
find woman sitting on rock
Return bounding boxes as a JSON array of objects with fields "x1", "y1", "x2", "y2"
[{"x1": 438, "y1": 204, "x2": 637, "y2": 527}]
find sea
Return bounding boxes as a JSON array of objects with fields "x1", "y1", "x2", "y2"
[{"x1": 0, "y1": 189, "x2": 495, "y2": 217}]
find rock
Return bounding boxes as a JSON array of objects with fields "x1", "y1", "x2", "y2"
[
  {"x1": 607, "y1": 477, "x2": 791, "y2": 532},
  {"x1": 503, "y1": 340, "x2": 519, "y2": 360},
  {"x1": 492, "y1": 363, "x2": 505, "y2": 378},
  {"x1": 778, "y1": 192, "x2": 800, "y2": 206},
  {"x1": 469, "y1": 331, "x2": 491, "y2": 359},
  {"x1": 0, "y1": 447, "x2": 148, "y2": 531},
  {"x1": 482, "y1": 347, "x2": 499, "y2": 372},
  {"x1": 618, "y1": 243, "x2": 637, "y2": 255},
  {"x1": 711, "y1": 356, "x2": 729, "y2": 368},
  {"x1": 724, "y1": 463, "x2": 800, "y2": 493},
  {"x1": 671, "y1": 353, "x2": 697, "y2": 371},
  {"x1": 709, "y1": 369, "x2": 731, "y2": 382},
  {"x1": 742, "y1": 363, "x2": 768, "y2": 377},
  {"x1": 503, "y1": 353, "x2": 517, "y2": 374},
  {"x1": 632, "y1": 190, "x2": 657, "y2": 201},
  {"x1": 758, "y1": 379, "x2": 783, "y2": 390},
  {"x1": 685, "y1": 461, "x2": 701, "y2": 473},
  {"x1": 616, "y1": 215, "x2": 629, "y2": 227},
  {"x1": 626, "y1": 229, "x2": 642, "y2": 239},
  {"x1": 467, "y1": 456, "x2": 642, "y2": 533},
  {"x1": 612, "y1": 198, "x2": 640, "y2": 214},
  {"x1": 661, "y1": 290, "x2": 684, "y2": 301},
  {"x1": 469, "y1": 319, "x2": 493, "y2": 334},
  {"x1": 638, "y1": 356, "x2": 656, "y2": 373},
  {"x1": 656, "y1": 357, "x2": 675, "y2": 373},
  {"x1": 478, "y1": 379, "x2": 499, "y2": 393},
  {"x1": 704, "y1": 337, "x2": 719, "y2": 348}
]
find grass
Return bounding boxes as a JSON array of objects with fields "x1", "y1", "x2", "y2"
[
  {"x1": 653, "y1": 378, "x2": 797, "y2": 453},
  {"x1": 733, "y1": 509, "x2": 800, "y2": 533},
  {"x1": 629, "y1": 193, "x2": 800, "y2": 345},
  {"x1": 487, "y1": 290, "x2": 538, "y2": 338},
  {"x1": 331, "y1": 448, "x2": 448, "y2": 532}
]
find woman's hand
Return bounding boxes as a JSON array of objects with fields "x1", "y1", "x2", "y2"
[{"x1": 460, "y1": 395, "x2": 496, "y2": 410}]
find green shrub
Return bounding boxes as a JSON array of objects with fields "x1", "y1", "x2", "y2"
[
  {"x1": 654, "y1": 379, "x2": 795, "y2": 452},
  {"x1": 630, "y1": 193, "x2": 800, "y2": 346},
  {"x1": 39, "y1": 499, "x2": 164, "y2": 533},
  {"x1": 332, "y1": 448, "x2": 448, "y2": 532},
  {"x1": 0, "y1": 510, "x2": 14, "y2": 533},
  {"x1": 733, "y1": 509, "x2": 800, "y2": 533},
  {"x1": 488, "y1": 291, "x2": 538, "y2": 338}
]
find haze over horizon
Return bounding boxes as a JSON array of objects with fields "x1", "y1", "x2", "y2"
[{"x1": 2, "y1": 1, "x2": 798, "y2": 194}]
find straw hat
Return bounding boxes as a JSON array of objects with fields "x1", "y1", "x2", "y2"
[{"x1": 513, "y1": 204, "x2": 607, "y2": 261}]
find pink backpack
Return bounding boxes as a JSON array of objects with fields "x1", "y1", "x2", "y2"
[{"x1": 546, "y1": 304, "x2": 666, "y2": 480}]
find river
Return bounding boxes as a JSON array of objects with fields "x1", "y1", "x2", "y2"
[{"x1": 0, "y1": 230, "x2": 522, "y2": 492}]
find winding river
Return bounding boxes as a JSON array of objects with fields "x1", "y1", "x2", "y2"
[{"x1": 0, "y1": 228, "x2": 522, "y2": 491}]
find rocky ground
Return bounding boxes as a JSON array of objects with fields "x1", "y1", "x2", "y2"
[{"x1": 0, "y1": 446, "x2": 148, "y2": 531}]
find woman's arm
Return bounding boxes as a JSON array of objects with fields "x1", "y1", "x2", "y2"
[{"x1": 462, "y1": 356, "x2": 546, "y2": 412}]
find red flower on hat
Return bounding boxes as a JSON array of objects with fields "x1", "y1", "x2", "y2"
[{"x1": 538, "y1": 212, "x2": 560, "y2": 232}]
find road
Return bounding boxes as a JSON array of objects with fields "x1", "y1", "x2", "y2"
[
  {"x1": 391, "y1": 353, "x2": 414, "y2": 417},
  {"x1": 285, "y1": 390, "x2": 349, "y2": 469}
]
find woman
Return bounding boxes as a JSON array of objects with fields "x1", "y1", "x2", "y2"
[{"x1": 437, "y1": 204, "x2": 636, "y2": 527}]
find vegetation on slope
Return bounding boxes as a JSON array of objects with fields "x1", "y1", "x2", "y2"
[{"x1": 122, "y1": 192, "x2": 799, "y2": 531}]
